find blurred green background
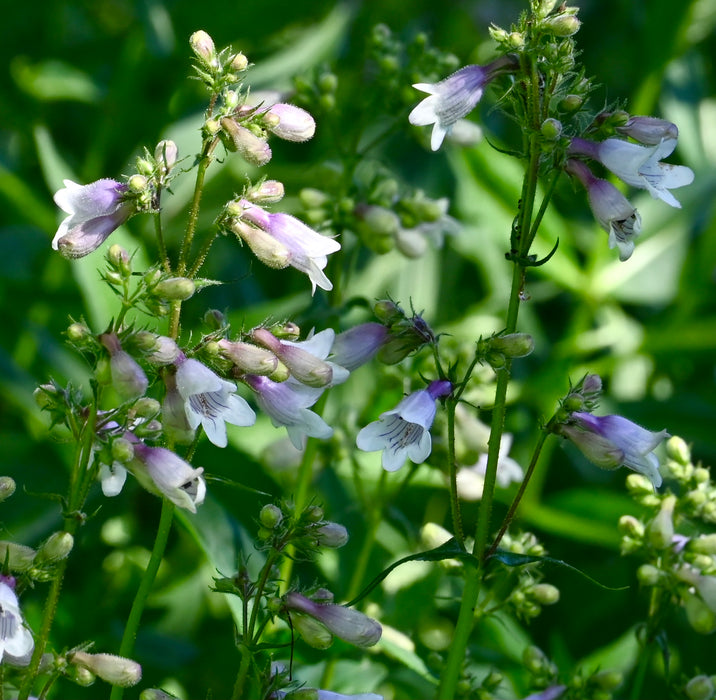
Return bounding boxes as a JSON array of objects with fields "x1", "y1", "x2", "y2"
[{"x1": 1, "y1": 0, "x2": 715, "y2": 698}]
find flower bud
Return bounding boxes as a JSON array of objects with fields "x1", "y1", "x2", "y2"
[
  {"x1": 618, "y1": 515, "x2": 645, "y2": 539},
  {"x1": 0, "y1": 541, "x2": 37, "y2": 572},
  {"x1": 541, "y1": 118, "x2": 563, "y2": 140},
  {"x1": 637, "y1": 564, "x2": 661, "y2": 586},
  {"x1": 544, "y1": 12, "x2": 581, "y2": 36},
  {"x1": 560, "y1": 94, "x2": 584, "y2": 112},
  {"x1": 314, "y1": 522, "x2": 349, "y2": 548},
  {"x1": 140, "y1": 690, "x2": 181, "y2": 700},
  {"x1": 522, "y1": 645, "x2": 552, "y2": 675},
  {"x1": 0, "y1": 476, "x2": 16, "y2": 502},
  {"x1": 217, "y1": 339, "x2": 278, "y2": 375},
  {"x1": 190, "y1": 30, "x2": 217, "y2": 66},
  {"x1": 299, "y1": 187, "x2": 329, "y2": 208},
  {"x1": 647, "y1": 495, "x2": 676, "y2": 549},
  {"x1": 290, "y1": 611, "x2": 334, "y2": 649},
  {"x1": 231, "y1": 220, "x2": 290, "y2": 269},
  {"x1": 264, "y1": 104, "x2": 316, "y2": 142},
  {"x1": 148, "y1": 336, "x2": 181, "y2": 365},
  {"x1": 689, "y1": 534, "x2": 716, "y2": 556},
  {"x1": 35, "y1": 531, "x2": 74, "y2": 565},
  {"x1": 259, "y1": 504, "x2": 283, "y2": 529},
  {"x1": 666, "y1": 435, "x2": 691, "y2": 465},
  {"x1": 154, "y1": 139, "x2": 178, "y2": 174},
  {"x1": 354, "y1": 204, "x2": 399, "y2": 254},
  {"x1": 592, "y1": 670, "x2": 623, "y2": 691},
  {"x1": 285, "y1": 592, "x2": 381, "y2": 647},
  {"x1": 70, "y1": 651, "x2": 142, "y2": 687},
  {"x1": 66, "y1": 321, "x2": 93, "y2": 344},
  {"x1": 373, "y1": 300, "x2": 403, "y2": 325},
  {"x1": 220, "y1": 118, "x2": 272, "y2": 166},
  {"x1": 686, "y1": 675, "x2": 715, "y2": 700},
  {"x1": 306, "y1": 505, "x2": 324, "y2": 522},
  {"x1": 229, "y1": 52, "x2": 248, "y2": 72},
  {"x1": 490, "y1": 333, "x2": 534, "y2": 359},
  {"x1": 107, "y1": 244, "x2": 132, "y2": 277},
  {"x1": 684, "y1": 592, "x2": 716, "y2": 634},
  {"x1": 127, "y1": 174, "x2": 148, "y2": 194},
  {"x1": 100, "y1": 334, "x2": 149, "y2": 401},
  {"x1": 531, "y1": 583, "x2": 560, "y2": 605},
  {"x1": 246, "y1": 180, "x2": 285, "y2": 204},
  {"x1": 152, "y1": 277, "x2": 196, "y2": 301}
]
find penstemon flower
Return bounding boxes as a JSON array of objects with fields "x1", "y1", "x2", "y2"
[
  {"x1": 566, "y1": 158, "x2": 642, "y2": 261},
  {"x1": 262, "y1": 103, "x2": 316, "y2": 142},
  {"x1": 569, "y1": 136, "x2": 694, "y2": 208},
  {"x1": 0, "y1": 578, "x2": 35, "y2": 665},
  {"x1": 244, "y1": 374, "x2": 332, "y2": 449},
  {"x1": 237, "y1": 199, "x2": 341, "y2": 293},
  {"x1": 409, "y1": 55, "x2": 517, "y2": 151},
  {"x1": 128, "y1": 441, "x2": 206, "y2": 512},
  {"x1": 558, "y1": 411, "x2": 669, "y2": 488},
  {"x1": 456, "y1": 433, "x2": 524, "y2": 501},
  {"x1": 174, "y1": 355, "x2": 256, "y2": 448},
  {"x1": 52, "y1": 179, "x2": 134, "y2": 258},
  {"x1": 356, "y1": 379, "x2": 452, "y2": 471}
]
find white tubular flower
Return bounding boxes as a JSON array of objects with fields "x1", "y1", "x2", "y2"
[
  {"x1": 0, "y1": 580, "x2": 34, "y2": 666},
  {"x1": 456, "y1": 434, "x2": 524, "y2": 501},
  {"x1": 329, "y1": 323, "x2": 389, "y2": 372},
  {"x1": 566, "y1": 158, "x2": 641, "y2": 261},
  {"x1": 52, "y1": 179, "x2": 134, "y2": 258},
  {"x1": 356, "y1": 380, "x2": 452, "y2": 472},
  {"x1": 244, "y1": 374, "x2": 331, "y2": 450},
  {"x1": 409, "y1": 55, "x2": 516, "y2": 151},
  {"x1": 174, "y1": 356, "x2": 256, "y2": 448},
  {"x1": 70, "y1": 651, "x2": 142, "y2": 687},
  {"x1": 129, "y1": 442, "x2": 206, "y2": 513},
  {"x1": 559, "y1": 412, "x2": 669, "y2": 488},
  {"x1": 279, "y1": 328, "x2": 350, "y2": 387}
]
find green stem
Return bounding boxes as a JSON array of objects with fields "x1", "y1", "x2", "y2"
[
  {"x1": 154, "y1": 195, "x2": 172, "y2": 275},
  {"x1": 109, "y1": 499, "x2": 175, "y2": 700},
  {"x1": 446, "y1": 398, "x2": 465, "y2": 548},
  {"x1": 231, "y1": 648, "x2": 253, "y2": 700},
  {"x1": 486, "y1": 429, "x2": 550, "y2": 559}
]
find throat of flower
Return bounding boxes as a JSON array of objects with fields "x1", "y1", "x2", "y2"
[
  {"x1": 0, "y1": 607, "x2": 18, "y2": 640},
  {"x1": 383, "y1": 416, "x2": 422, "y2": 449}
]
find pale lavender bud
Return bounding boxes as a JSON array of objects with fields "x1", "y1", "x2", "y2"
[
  {"x1": 147, "y1": 335, "x2": 181, "y2": 365},
  {"x1": 647, "y1": 494, "x2": 676, "y2": 549},
  {"x1": 0, "y1": 542, "x2": 36, "y2": 572},
  {"x1": 329, "y1": 323, "x2": 389, "y2": 371},
  {"x1": 685, "y1": 675, "x2": 715, "y2": 700},
  {"x1": 220, "y1": 118, "x2": 272, "y2": 166},
  {"x1": 154, "y1": 139, "x2": 178, "y2": 173},
  {"x1": 617, "y1": 116, "x2": 678, "y2": 145},
  {"x1": 264, "y1": 104, "x2": 316, "y2": 142},
  {"x1": 0, "y1": 476, "x2": 16, "y2": 502},
  {"x1": 190, "y1": 30, "x2": 217, "y2": 66},
  {"x1": 70, "y1": 651, "x2": 142, "y2": 687},
  {"x1": 231, "y1": 219, "x2": 290, "y2": 269},
  {"x1": 217, "y1": 338, "x2": 279, "y2": 375},
  {"x1": 35, "y1": 531, "x2": 74, "y2": 564},
  {"x1": 285, "y1": 592, "x2": 382, "y2": 647},
  {"x1": 246, "y1": 179, "x2": 285, "y2": 204},
  {"x1": 99, "y1": 333, "x2": 148, "y2": 401},
  {"x1": 314, "y1": 522, "x2": 349, "y2": 548}
]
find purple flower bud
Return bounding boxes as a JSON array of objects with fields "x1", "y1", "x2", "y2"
[
  {"x1": 99, "y1": 333, "x2": 148, "y2": 401},
  {"x1": 285, "y1": 592, "x2": 382, "y2": 647},
  {"x1": 314, "y1": 521, "x2": 349, "y2": 548},
  {"x1": 329, "y1": 323, "x2": 389, "y2": 371},
  {"x1": 53, "y1": 179, "x2": 133, "y2": 258},
  {"x1": 263, "y1": 104, "x2": 316, "y2": 142},
  {"x1": 220, "y1": 118, "x2": 272, "y2": 166}
]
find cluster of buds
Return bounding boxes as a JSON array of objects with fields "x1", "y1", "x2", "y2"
[
  {"x1": 255, "y1": 502, "x2": 349, "y2": 557},
  {"x1": 477, "y1": 331, "x2": 535, "y2": 370},
  {"x1": 352, "y1": 186, "x2": 459, "y2": 259},
  {"x1": 620, "y1": 437, "x2": 716, "y2": 635}
]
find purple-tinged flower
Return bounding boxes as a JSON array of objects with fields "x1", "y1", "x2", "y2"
[
  {"x1": 263, "y1": 103, "x2": 316, "y2": 142},
  {"x1": 244, "y1": 374, "x2": 331, "y2": 449},
  {"x1": 53, "y1": 179, "x2": 133, "y2": 258},
  {"x1": 251, "y1": 327, "x2": 348, "y2": 388},
  {"x1": 0, "y1": 579, "x2": 34, "y2": 666},
  {"x1": 559, "y1": 412, "x2": 669, "y2": 488},
  {"x1": 569, "y1": 137, "x2": 694, "y2": 208},
  {"x1": 174, "y1": 356, "x2": 256, "y2": 448},
  {"x1": 239, "y1": 200, "x2": 340, "y2": 293},
  {"x1": 409, "y1": 56, "x2": 516, "y2": 151},
  {"x1": 566, "y1": 158, "x2": 641, "y2": 261},
  {"x1": 285, "y1": 592, "x2": 382, "y2": 648},
  {"x1": 129, "y1": 441, "x2": 206, "y2": 512},
  {"x1": 356, "y1": 380, "x2": 452, "y2": 472},
  {"x1": 616, "y1": 116, "x2": 679, "y2": 145},
  {"x1": 329, "y1": 323, "x2": 389, "y2": 371}
]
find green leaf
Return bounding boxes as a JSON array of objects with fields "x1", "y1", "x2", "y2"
[{"x1": 345, "y1": 538, "x2": 478, "y2": 607}]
